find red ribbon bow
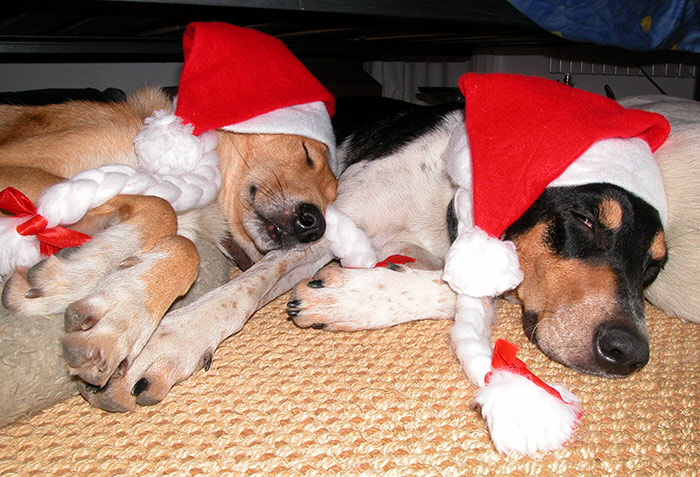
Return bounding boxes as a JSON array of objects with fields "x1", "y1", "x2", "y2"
[
  {"x1": 485, "y1": 339, "x2": 569, "y2": 404},
  {"x1": 374, "y1": 254, "x2": 416, "y2": 268},
  {"x1": 0, "y1": 187, "x2": 92, "y2": 256}
]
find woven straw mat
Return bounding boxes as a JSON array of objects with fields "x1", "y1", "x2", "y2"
[{"x1": 1, "y1": 292, "x2": 699, "y2": 475}]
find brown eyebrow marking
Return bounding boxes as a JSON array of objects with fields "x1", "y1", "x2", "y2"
[
  {"x1": 650, "y1": 230, "x2": 667, "y2": 261},
  {"x1": 598, "y1": 198, "x2": 623, "y2": 230}
]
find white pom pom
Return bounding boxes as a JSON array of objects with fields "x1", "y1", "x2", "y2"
[
  {"x1": 0, "y1": 217, "x2": 41, "y2": 276},
  {"x1": 324, "y1": 204, "x2": 378, "y2": 268},
  {"x1": 134, "y1": 110, "x2": 203, "y2": 174},
  {"x1": 443, "y1": 226, "x2": 523, "y2": 297},
  {"x1": 476, "y1": 370, "x2": 581, "y2": 456}
]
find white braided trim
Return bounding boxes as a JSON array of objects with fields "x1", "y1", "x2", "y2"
[
  {"x1": 323, "y1": 204, "x2": 378, "y2": 268},
  {"x1": 0, "y1": 216, "x2": 42, "y2": 275},
  {"x1": 37, "y1": 112, "x2": 221, "y2": 228}
]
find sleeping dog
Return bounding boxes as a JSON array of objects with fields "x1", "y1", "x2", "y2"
[
  {"x1": 289, "y1": 95, "x2": 667, "y2": 379},
  {"x1": 0, "y1": 21, "x2": 344, "y2": 413},
  {"x1": 285, "y1": 80, "x2": 676, "y2": 454},
  {"x1": 0, "y1": 86, "x2": 337, "y2": 410}
]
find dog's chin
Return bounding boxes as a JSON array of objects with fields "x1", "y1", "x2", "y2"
[
  {"x1": 533, "y1": 338, "x2": 641, "y2": 379},
  {"x1": 245, "y1": 215, "x2": 302, "y2": 254}
]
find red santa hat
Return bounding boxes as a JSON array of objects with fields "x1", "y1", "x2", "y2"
[
  {"x1": 463, "y1": 73, "x2": 670, "y2": 237},
  {"x1": 175, "y1": 21, "x2": 337, "y2": 169}
]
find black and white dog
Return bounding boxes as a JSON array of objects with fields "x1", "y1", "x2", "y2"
[{"x1": 286, "y1": 88, "x2": 670, "y2": 454}]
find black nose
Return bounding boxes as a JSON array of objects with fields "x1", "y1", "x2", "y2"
[
  {"x1": 293, "y1": 203, "x2": 326, "y2": 243},
  {"x1": 595, "y1": 324, "x2": 649, "y2": 375}
]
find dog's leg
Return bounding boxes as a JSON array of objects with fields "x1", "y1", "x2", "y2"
[
  {"x1": 2, "y1": 195, "x2": 181, "y2": 315},
  {"x1": 78, "y1": 240, "x2": 335, "y2": 412},
  {"x1": 288, "y1": 243, "x2": 457, "y2": 330},
  {"x1": 2, "y1": 195, "x2": 201, "y2": 388},
  {"x1": 61, "y1": 234, "x2": 199, "y2": 387}
]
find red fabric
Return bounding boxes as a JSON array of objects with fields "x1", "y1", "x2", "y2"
[
  {"x1": 374, "y1": 254, "x2": 416, "y2": 268},
  {"x1": 0, "y1": 187, "x2": 92, "y2": 256},
  {"x1": 175, "y1": 22, "x2": 335, "y2": 135},
  {"x1": 485, "y1": 339, "x2": 567, "y2": 404},
  {"x1": 459, "y1": 73, "x2": 671, "y2": 238}
]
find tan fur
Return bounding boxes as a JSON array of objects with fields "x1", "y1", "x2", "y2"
[
  {"x1": 216, "y1": 132, "x2": 337, "y2": 261},
  {"x1": 510, "y1": 222, "x2": 619, "y2": 371},
  {"x1": 141, "y1": 235, "x2": 200, "y2": 319},
  {"x1": 650, "y1": 231, "x2": 666, "y2": 262},
  {"x1": 598, "y1": 198, "x2": 622, "y2": 230}
]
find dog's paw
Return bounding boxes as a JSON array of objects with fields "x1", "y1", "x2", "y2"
[
  {"x1": 1, "y1": 225, "x2": 143, "y2": 316},
  {"x1": 288, "y1": 263, "x2": 454, "y2": 331},
  {"x1": 61, "y1": 267, "x2": 159, "y2": 387},
  {"x1": 1, "y1": 251, "x2": 102, "y2": 316},
  {"x1": 61, "y1": 236, "x2": 198, "y2": 388},
  {"x1": 475, "y1": 370, "x2": 581, "y2": 456},
  {"x1": 77, "y1": 306, "x2": 215, "y2": 412}
]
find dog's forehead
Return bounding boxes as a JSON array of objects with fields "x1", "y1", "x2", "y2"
[
  {"x1": 597, "y1": 198, "x2": 623, "y2": 230},
  {"x1": 594, "y1": 190, "x2": 667, "y2": 261},
  {"x1": 650, "y1": 230, "x2": 667, "y2": 261}
]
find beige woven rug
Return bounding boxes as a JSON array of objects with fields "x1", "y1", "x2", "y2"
[{"x1": 1, "y1": 294, "x2": 699, "y2": 475}]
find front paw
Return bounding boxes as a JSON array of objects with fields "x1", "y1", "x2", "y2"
[
  {"x1": 1, "y1": 248, "x2": 103, "y2": 316},
  {"x1": 1, "y1": 226, "x2": 139, "y2": 316},
  {"x1": 78, "y1": 307, "x2": 215, "y2": 412},
  {"x1": 61, "y1": 275, "x2": 158, "y2": 387},
  {"x1": 288, "y1": 263, "x2": 451, "y2": 331}
]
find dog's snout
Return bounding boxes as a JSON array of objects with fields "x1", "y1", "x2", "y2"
[
  {"x1": 595, "y1": 324, "x2": 649, "y2": 375},
  {"x1": 294, "y1": 203, "x2": 326, "y2": 243}
]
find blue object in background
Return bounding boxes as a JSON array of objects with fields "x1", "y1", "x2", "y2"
[{"x1": 507, "y1": 0, "x2": 700, "y2": 52}]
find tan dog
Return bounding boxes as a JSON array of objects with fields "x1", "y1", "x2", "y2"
[{"x1": 0, "y1": 88, "x2": 337, "y2": 411}]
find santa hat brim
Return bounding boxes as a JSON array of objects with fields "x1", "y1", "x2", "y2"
[{"x1": 221, "y1": 100, "x2": 338, "y2": 175}]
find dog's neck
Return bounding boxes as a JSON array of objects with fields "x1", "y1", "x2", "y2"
[{"x1": 220, "y1": 233, "x2": 254, "y2": 271}]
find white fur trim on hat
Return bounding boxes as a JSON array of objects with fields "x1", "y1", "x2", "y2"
[
  {"x1": 442, "y1": 125, "x2": 524, "y2": 298},
  {"x1": 221, "y1": 101, "x2": 338, "y2": 175},
  {"x1": 549, "y1": 137, "x2": 668, "y2": 226}
]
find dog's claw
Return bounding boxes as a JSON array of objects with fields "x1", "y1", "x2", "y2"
[
  {"x1": 131, "y1": 378, "x2": 150, "y2": 397},
  {"x1": 307, "y1": 279, "x2": 324, "y2": 288},
  {"x1": 202, "y1": 352, "x2": 212, "y2": 371},
  {"x1": 287, "y1": 309, "x2": 300, "y2": 317},
  {"x1": 64, "y1": 306, "x2": 98, "y2": 332},
  {"x1": 24, "y1": 288, "x2": 41, "y2": 299},
  {"x1": 287, "y1": 299, "x2": 300, "y2": 308},
  {"x1": 311, "y1": 323, "x2": 326, "y2": 330},
  {"x1": 84, "y1": 382, "x2": 107, "y2": 394}
]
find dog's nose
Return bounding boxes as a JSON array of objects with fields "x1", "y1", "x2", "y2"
[
  {"x1": 595, "y1": 324, "x2": 649, "y2": 375},
  {"x1": 293, "y1": 203, "x2": 326, "y2": 243}
]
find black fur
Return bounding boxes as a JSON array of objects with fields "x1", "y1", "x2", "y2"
[
  {"x1": 332, "y1": 96, "x2": 666, "y2": 377},
  {"x1": 334, "y1": 97, "x2": 462, "y2": 170},
  {"x1": 504, "y1": 184, "x2": 666, "y2": 288}
]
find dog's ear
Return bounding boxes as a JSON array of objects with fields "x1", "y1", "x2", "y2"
[{"x1": 322, "y1": 166, "x2": 338, "y2": 203}]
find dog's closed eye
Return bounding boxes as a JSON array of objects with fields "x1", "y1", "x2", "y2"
[
  {"x1": 642, "y1": 261, "x2": 662, "y2": 287},
  {"x1": 302, "y1": 143, "x2": 314, "y2": 168},
  {"x1": 571, "y1": 211, "x2": 595, "y2": 232}
]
